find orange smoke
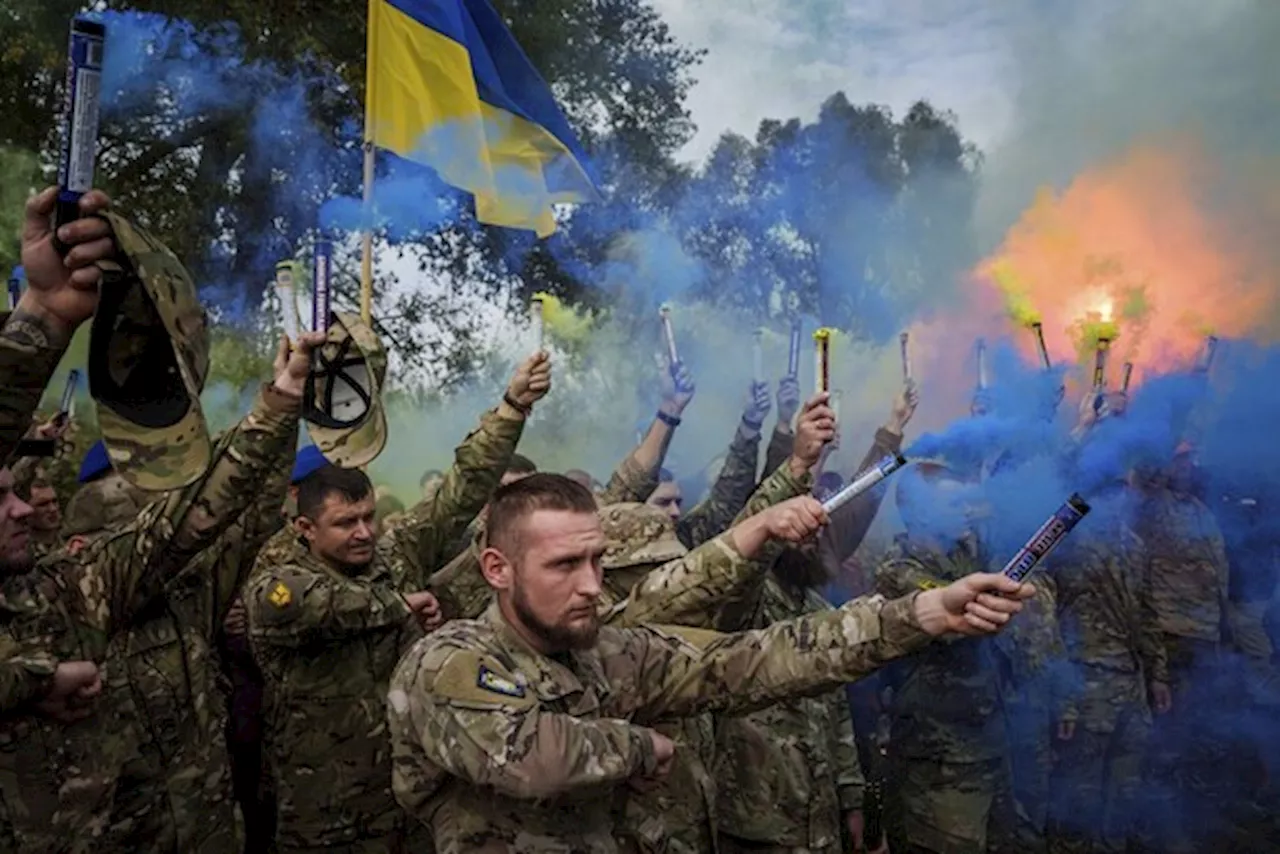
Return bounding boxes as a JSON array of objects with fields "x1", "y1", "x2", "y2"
[{"x1": 973, "y1": 138, "x2": 1280, "y2": 390}]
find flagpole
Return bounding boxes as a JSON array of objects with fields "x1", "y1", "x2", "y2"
[{"x1": 360, "y1": 0, "x2": 378, "y2": 326}]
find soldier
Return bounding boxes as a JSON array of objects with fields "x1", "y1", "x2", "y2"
[
  {"x1": 0, "y1": 187, "x2": 318, "y2": 851},
  {"x1": 714, "y1": 382, "x2": 918, "y2": 854},
  {"x1": 1045, "y1": 482, "x2": 1169, "y2": 854},
  {"x1": 245, "y1": 348, "x2": 551, "y2": 854},
  {"x1": 1132, "y1": 441, "x2": 1231, "y2": 853},
  {"x1": 387, "y1": 473, "x2": 1034, "y2": 854},
  {"x1": 875, "y1": 461, "x2": 1026, "y2": 854}
]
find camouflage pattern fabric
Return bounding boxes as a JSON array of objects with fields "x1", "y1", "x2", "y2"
[
  {"x1": 100, "y1": 427, "x2": 294, "y2": 854},
  {"x1": 91, "y1": 212, "x2": 213, "y2": 492},
  {"x1": 715, "y1": 577, "x2": 865, "y2": 851},
  {"x1": 305, "y1": 312, "x2": 389, "y2": 470},
  {"x1": 875, "y1": 540, "x2": 1014, "y2": 853},
  {"x1": 0, "y1": 310, "x2": 68, "y2": 466},
  {"x1": 599, "y1": 503, "x2": 688, "y2": 570},
  {"x1": 246, "y1": 405, "x2": 523, "y2": 851},
  {"x1": 1135, "y1": 487, "x2": 1230, "y2": 643},
  {"x1": 675, "y1": 424, "x2": 761, "y2": 549},
  {"x1": 598, "y1": 446, "x2": 661, "y2": 507},
  {"x1": 0, "y1": 636, "x2": 58, "y2": 714},
  {"x1": 61, "y1": 473, "x2": 147, "y2": 538},
  {"x1": 0, "y1": 384, "x2": 302, "y2": 853},
  {"x1": 388, "y1": 592, "x2": 931, "y2": 854},
  {"x1": 1048, "y1": 505, "x2": 1166, "y2": 853},
  {"x1": 763, "y1": 424, "x2": 793, "y2": 483}
]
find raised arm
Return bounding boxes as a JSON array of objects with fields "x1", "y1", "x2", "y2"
[
  {"x1": 1, "y1": 189, "x2": 116, "y2": 464},
  {"x1": 676, "y1": 382, "x2": 771, "y2": 547},
  {"x1": 386, "y1": 353, "x2": 549, "y2": 585},
  {"x1": 598, "y1": 360, "x2": 695, "y2": 505}
]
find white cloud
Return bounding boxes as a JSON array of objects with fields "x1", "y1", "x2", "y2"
[{"x1": 652, "y1": 0, "x2": 1019, "y2": 164}]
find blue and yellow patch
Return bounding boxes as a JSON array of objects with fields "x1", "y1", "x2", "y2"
[
  {"x1": 268, "y1": 581, "x2": 293, "y2": 608},
  {"x1": 477, "y1": 664, "x2": 525, "y2": 698}
]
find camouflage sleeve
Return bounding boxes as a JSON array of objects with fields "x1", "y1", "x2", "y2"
[
  {"x1": 385, "y1": 408, "x2": 524, "y2": 585},
  {"x1": 598, "y1": 449, "x2": 660, "y2": 506},
  {"x1": 203, "y1": 428, "x2": 294, "y2": 623},
  {"x1": 607, "y1": 534, "x2": 762, "y2": 629},
  {"x1": 677, "y1": 425, "x2": 762, "y2": 548},
  {"x1": 246, "y1": 562, "x2": 412, "y2": 647},
  {"x1": 1029, "y1": 575, "x2": 1077, "y2": 722},
  {"x1": 70, "y1": 384, "x2": 300, "y2": 636},
  {"x1": 1132, "y1": 533, "x2": 1170, "y2": 684},
  {"x1": 832, "y1": 689, "x2": 866, "y2": 812},
  {"x1": 391, "y1": 640, "x2": 657, "y2": 801},
  {"x1": 763, "y1": 425, "x2": 793, "y2": 480},
  {"x1": 606, "y1": 593, "x2": 932, "y2": 723},
  {"x1": 731, "y1": 459, "x2": 812, "y2": 526},
  {"x1": 0, "y1": 311, "x2": 67, "y2": 465},
  {"x1": 874, "y1": 557, "x2": 938, "y2": 600},
  {"x1": 818, "y1": 428, "x2": 902, "y2": 570},
  {"x1": 0, "y1": 642, "x2": 57, "y2": 713},
  {"x1": 426, "y1": 548, "x2": 492, "y2": 622}
]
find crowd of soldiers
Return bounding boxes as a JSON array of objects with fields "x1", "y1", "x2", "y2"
[{"x1": 0, "y1": 186, "x2": 1275, "y2": 854}]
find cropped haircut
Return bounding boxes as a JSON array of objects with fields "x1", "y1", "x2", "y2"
[
  {"x1": 486, "y1": 473, "x2": 597, "y2": 557},
  {"x1": 297, "y1": 465, "x2": 373, "y2": 519}
]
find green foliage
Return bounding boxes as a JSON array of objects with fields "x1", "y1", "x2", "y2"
[{"x1": 0, "y1": 147, "x2": 39, "y2": 273}]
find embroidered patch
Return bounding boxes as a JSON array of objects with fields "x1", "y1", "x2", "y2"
[
  {"x1": 477, "y1": 665, "x2": 525, "y2": 698},
  {"x1": 268, "y1": 581, "x2": 293, "y2": 608},
  {"x1": 916, "y1": 578, "x2": 942, "y2": 591}
]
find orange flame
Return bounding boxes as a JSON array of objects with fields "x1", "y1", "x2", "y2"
[{"x1": 972, "y1": 138, "x2": 1280, "y2": 388}]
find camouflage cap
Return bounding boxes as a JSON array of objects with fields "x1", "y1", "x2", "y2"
[
  {"x1": 89, "y1": 212, "x2": 211, "y2": 492},
  {"x1": 304, "y1": 311, "x2": 388, "y2": 468},
  {"x1": 598, "y1": 502, "x2": 688, "y2": 570},
  {"x1": 62, "y1": 472, "x2": 148, "y2": 538}
]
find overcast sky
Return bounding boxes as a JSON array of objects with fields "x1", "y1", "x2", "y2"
[{"x1": 650, "y1": 0, "x2": 1018, "y2": 165}]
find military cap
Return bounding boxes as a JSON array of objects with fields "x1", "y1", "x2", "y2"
[
  {"x1": 62, "y1": 472, "x2": 147, "y2": 538},
  {"x1": 88, "y1": 212, "x2": 211, "y2": 492},
  {"x1": 304, "y1": 311, "x2": 387, "y2": 469},
  {"x1": 78, "y1": 440, "x2": 112, "y2": 484},
  {"x1": 598, "y1": 502, "x2": 688, "y2": 570},
  {"x1": 291, "y1": 444, "x2": 328, "y2": 484}
]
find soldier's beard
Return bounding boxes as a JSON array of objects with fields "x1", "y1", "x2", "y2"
[{"x1": 512, "y1": 582, "x2": 600, "y2": 652}]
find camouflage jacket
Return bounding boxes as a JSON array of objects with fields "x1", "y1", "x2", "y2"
[
  {"x1": 714, "y1": 577, "x2": 865, "y2": 848},
  {"x1": 0, "y1": 310, "x2": 67, "y2": 467},
  {"x1": 100, "y1": 423, "x2": 294, "y2": 853},
  {"x1": 875, "y1": 539, "x2": 1009, "y2": 762},
  {"x1": 389, "y1": 593, "x2": 931, "y2": 854},
  {"x1": 0, "y1": 384, "x2": 302, "y2": 853},
  {"x1": 246, "y1": 405, "x2": 523, "y2": 848},
  {"x1": 1135, "y1": 489, "x2": 1230, "y2": 642},
  {"x1": 675, "y1": 424, "x2": 762, "y2": 550},
  {"x1": 598, "y1": 446, "x2": 660, "y2": 507}
]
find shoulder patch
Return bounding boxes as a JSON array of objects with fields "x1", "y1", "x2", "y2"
[
  {"x1": 268, "y1": 581, "x2": 293, "y2": 608},
  {"x1": 477, "y1": 664, "x2": 525, "y2": 698},
  {"x1": 916, "y1": 577, "x2": 943, "y2": 591}
]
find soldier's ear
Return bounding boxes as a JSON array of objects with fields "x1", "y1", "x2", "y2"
[
  {"x1": 479, "y1": 546, "x2": 513, "y2": 591},
  {"x1": 294, "y1": 515, "x2": 316, "y2": 543}
]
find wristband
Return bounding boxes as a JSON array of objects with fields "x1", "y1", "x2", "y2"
[
  {"x1": 741, "y1": 416, "x2": 764, "y2": 432},
  {"x1": 503, "y1": 392, "x2": 531, "y2": 415},
  {"x1": 656, "y1": 410, "x2": 681, "y2": 428}
]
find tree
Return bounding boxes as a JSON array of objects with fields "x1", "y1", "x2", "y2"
[{"x1": 675, "y1": 95, "x2": 980, "y2": 341}]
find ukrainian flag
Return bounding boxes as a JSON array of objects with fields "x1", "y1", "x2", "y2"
[{"x1": 365, "y1": 0, "x2": 599, "y2": 238}]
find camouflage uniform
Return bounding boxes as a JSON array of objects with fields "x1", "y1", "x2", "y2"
[
  {"x1": 1133, "y1": 485, "x2": 1231, "y2": 853},
  {"x1": 0, "y1": 310, "x2": 66, "y2": 466},
  {"x1": 714, "y1": 578, "x2": 865, "y2": 854},
  {"x1": 875, "y1": 540, "x2": 1017, "y2": 854},
  {"x1": 246, "y1": 407, "x2": 524, "y2": 853},
  {"x1": 1046, "y1": 506, "x2": 1167, "y2": 854},
  {"x1": 99, "y1": 440, "x2": 294, "y2": 854},
  {"x1": 712, "y1": 432, "x2": 901, "y2": 854},
  {"x1": 594, "y1": 462, "x2": 813, "y2": 854},
  {"x1": 0, "y1": 384, "x2": 302, "y2": 853},
  {"x1": 388, "y1": 589, "x2": 932, "y2": 854}
]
